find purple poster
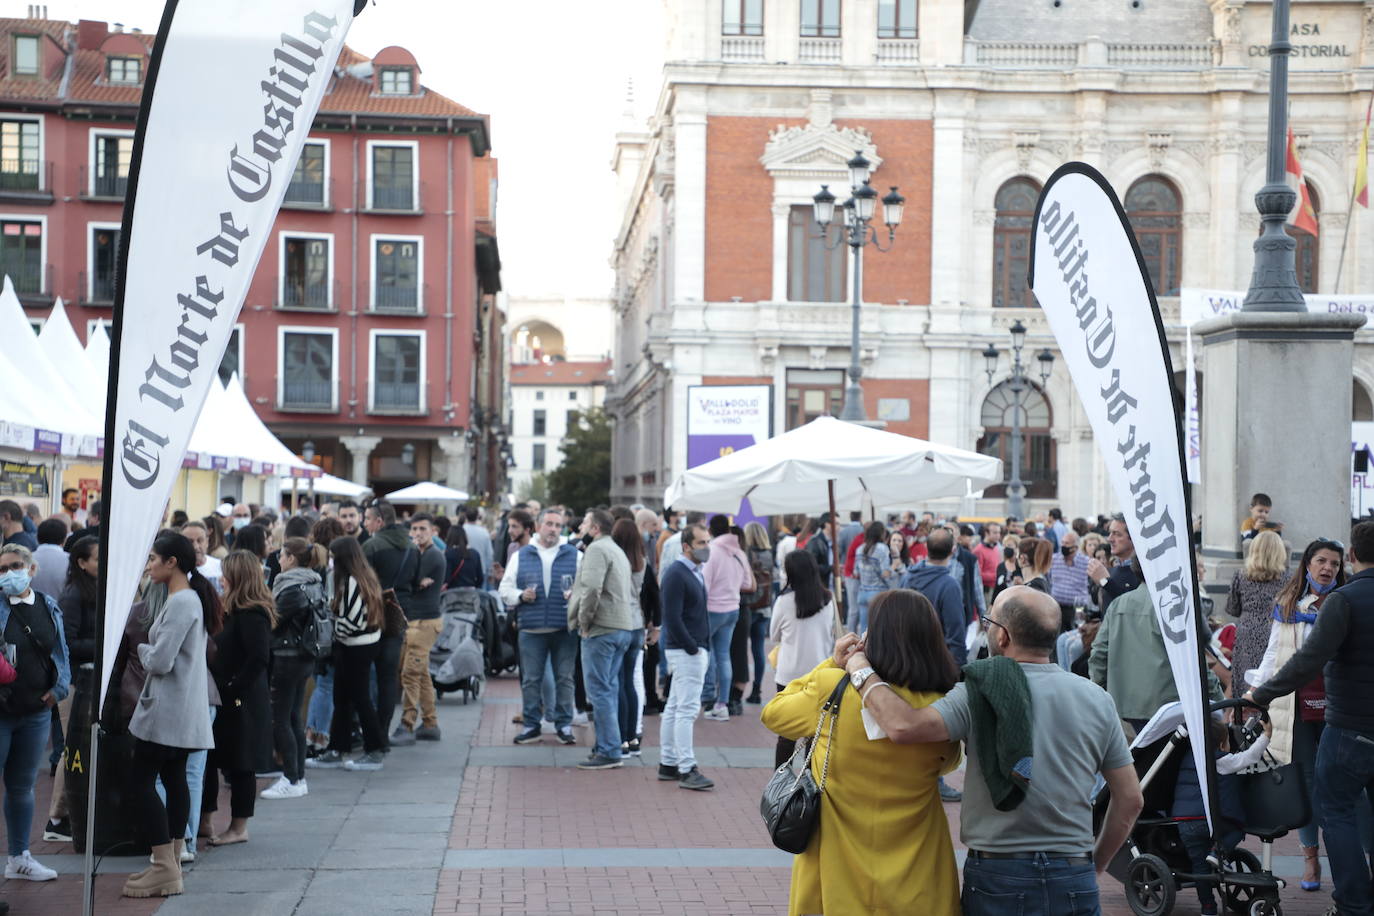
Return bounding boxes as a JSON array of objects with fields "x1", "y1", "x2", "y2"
[{"x1": 685, "y1": 385, "x2": 772, "y2": 528}]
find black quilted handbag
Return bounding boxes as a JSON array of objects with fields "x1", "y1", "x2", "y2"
[
  {"x1": 1238, "y1": 758, "x2": 1312, "y2": 839},
  {"x1": 760, "y1": 677, "x2": 848, "y2": 854}
]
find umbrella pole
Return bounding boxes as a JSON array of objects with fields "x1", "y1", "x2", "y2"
[{"x1": 828, "y1": 480, "x2": 844, "y2": 629}]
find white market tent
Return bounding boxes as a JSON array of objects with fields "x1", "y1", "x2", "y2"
[
  {"x1": 384, "y1": 481, "x2": 471, "y2": 503},
  {"x1": 0, "y1": 281, "x2": 103, "y2": 443},
  {"x1": 663, "y1": 415, "x2": 1003, "y2": 515},
  {"x1": 38, "y1": 298, "x2": 105, "y2": 397}
]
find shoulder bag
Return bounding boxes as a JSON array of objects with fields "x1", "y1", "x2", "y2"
[
  {"x1": 380, "y1": 547, "x2": 417, "y2": 638},
  {"x1": 760, "y1": 676, "x2": 848, "y2": 854}
]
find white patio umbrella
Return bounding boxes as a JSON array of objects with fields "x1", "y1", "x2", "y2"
[
  {"x1": 663, "y1": 416, "x2": 1003, "y2": 615},
  {"x1": 384, "y1": 481, "x2": 471, "y2": 503}
]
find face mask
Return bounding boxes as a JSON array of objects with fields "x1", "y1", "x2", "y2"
[
  {"x1": 0, "y1": 569, "x2": 31, "y2": 597},
  {"x1": 1306, "y1": 572, "x2": 1336, "y2": 596},
  {"x1": 691, "y1": 546, "x2": 711, "y2": 564},
  {"x1": 1062, "y1": 546, "x2": 1074, "y2": 558},
  {"x1": 232, "y1": 518, "x2": 249, "y2": 530}
]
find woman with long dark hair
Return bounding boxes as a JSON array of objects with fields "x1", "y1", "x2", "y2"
[
  {"x1": 306, "y1": 537, "x2": 386, "y2": 772},
  {"x1": 854, "y1": 521, "x2": 894, "y2": 635},
  {"x1": 262, "y1": 538, "x2": 327, "y2": 800},
  {"x1": 123, "y1": 532, "x2": 219, "y2": 898},
  {"x1": 762, "y1": 589, "x2": 961, "y2": 915},
  {"x1": 767, "y1": 549, "x2": 837, "y2": 766},
  {"x1": 1255, "y1": 536, "x2": 1346, "y2": 891},
  {"x1": 44, "y1": 536, "x2": 98, "y2": 841},
  {"x1": 203, "y1": 551, "x2": 276, "y2": 847},
  {"x1": 443, "y1": 524, "x2": 483, "y2": 590},
  {"x1": 611, "y1": 518, "x2": 653, "y2": 755}
]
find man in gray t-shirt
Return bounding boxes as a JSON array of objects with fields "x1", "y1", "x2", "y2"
[{"x1": 838, "y1": 586, "x2": 1143, "y2": 916}]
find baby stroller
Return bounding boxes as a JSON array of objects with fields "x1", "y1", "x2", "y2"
[
  {"x1": 1093, "y1": 698, "x2": 1308, "y2": 916},
  {"x1": 430, "y1": 587, "x2": 488, "y2": 703}
]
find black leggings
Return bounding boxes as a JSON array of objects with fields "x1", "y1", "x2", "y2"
[
  {"x1": 128, "y1": 739, "x2": 190, "y2": 848},
  {"x1": 330, "y1": 641, "x2": 384, "y2": 754},
  {"x1": 374, "y1": 634, "x2": 403, "y2": 745},
  {"x1": 728, "y1": 605, "x2": 753, "y2": 702},
  {"x1": 203, "y1": 766, "x2": 257, "y2": 820},
  {"x1": 271, "y1": 654, "x2": 314, "y2": 782}
]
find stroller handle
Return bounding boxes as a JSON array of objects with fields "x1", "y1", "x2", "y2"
[{"x1": 1209, "y1": 697, "x2": 1269, "y2": 721}]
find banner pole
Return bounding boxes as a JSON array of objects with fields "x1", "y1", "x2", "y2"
[{"x1": 80, "y1": 723, "x2": 101, "y2": 916}]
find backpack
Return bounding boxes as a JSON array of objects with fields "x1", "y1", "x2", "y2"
[
  {"x1": 745, "y1": 548, "x2": 774, "y2": 610},
  {"x1": 299, "y1": 586, "x2": 334, "y2": 659}
]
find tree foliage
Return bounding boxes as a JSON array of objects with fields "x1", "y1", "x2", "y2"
[{"x1": 547, "y1": 407, "x2": 611, "y2": 512}]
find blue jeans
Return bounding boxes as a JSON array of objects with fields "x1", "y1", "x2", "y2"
[
  {"x1": 962, "y1": 853, "x2": 1101, "y2": 916},
  {"x1": 519, "y1": 629, "x2": 578, "y2": 730},
  {"x1": 0, "y1": 710, "x2": 51, "y2": 857},
  {"x1": 307, "y1": 666, "x2": 333, "y2": 740},
  {"x1": 1293, "y1": 714, "x2": 1324, "y2": 848},
  {"x1": 844, "y1": 579, "x2": 859, "y2": 632},
  {"x1": 1316, "y1": 725, "x2": 1374, "y2": 916},
  {"x1": 749, "y1": 613, "x2": 769, "y2": 694},
  {"x1": 581, "y1": 629, "x2": 635, "y2": 759},
  {"x1": 661, "y1": 648, "x2": 710, "y2": 774},
  {"x1": 856, "y1": 588, "x2": 883, "y2": 635},
  {"x1": 618, "y1": 630, "x2": 645, "y2": 746},
  {"x1": 700, "y1": 610, "x2": 738, "y2": 707}
]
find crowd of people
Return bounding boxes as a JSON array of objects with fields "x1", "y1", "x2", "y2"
[{"x1": 3, "y1": 486, "x2": 1374, "y2": 914}]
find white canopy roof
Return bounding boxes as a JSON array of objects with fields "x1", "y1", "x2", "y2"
[
  {"x1": 195, "y1": 375, "x2": 319, "y2": 476},
  {"x1": 38, "y1": 298, "x2": 105, "y2": 397},
  {"x1": 384, "y1": 481, "x2": 471, "y2": 503},
  {"x1": 279, "y1": 471, "x2": 370, "y2": 498},
  {"x1": 0, "y1": 281, "x2": 102, "y2": 442},
  {"x1": 662, "y1": 415, "x2": 1004, "y2": 515}
]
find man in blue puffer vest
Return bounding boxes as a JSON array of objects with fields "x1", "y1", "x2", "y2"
[{"x1": 498, "y1": 508, "x2": 581, "y2": 746}]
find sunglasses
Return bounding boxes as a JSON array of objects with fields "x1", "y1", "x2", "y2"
[{"x1": 1313, "y1": 538, "x2": 1345, "y2": 553}]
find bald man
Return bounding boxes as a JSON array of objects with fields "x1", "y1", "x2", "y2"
[{"x1": 837, "y1": 587, "x2": 1143, "y2": 914}]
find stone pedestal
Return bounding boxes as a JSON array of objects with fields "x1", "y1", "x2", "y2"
[
  {"x1": 1196, "y1": 312, "x2": 1365, "y2": 576},
  {"x1": 435, "y1": 437, "x2": 471, "y2": 495},
  {"x1": 339, "y1": 435, "x2": 382, "y2": 487}
]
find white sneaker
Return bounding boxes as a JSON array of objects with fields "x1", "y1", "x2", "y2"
[
  {"x1": 703, "y1": 705, "x2": 730, "y2": 722},
  {"x1": 571, "y1": 712, "x2": 590, "y2": 728},
  {"x1": 6, "y1": 851, "x2": 57, "y2": 881},
  {"x1": 260, "y1": 775, "x2": 292, "y2": 799}
]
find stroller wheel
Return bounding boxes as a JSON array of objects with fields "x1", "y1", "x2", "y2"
[
  {"x1": 1125, "y1": 853, "x2": 1176, "y2": 916},
  {"x1": 1247, "y1": 897, "x2": 1281, "y2": 916},
  {"x1": 1219, "y1": 848, "x2": 1264, "y2": 913}
]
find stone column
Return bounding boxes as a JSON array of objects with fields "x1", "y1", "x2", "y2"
[
  {"x1": 339, "y1": 435, "x2": 381, "y2": 487},
  {"x1": 1197, "y1": 313, "x2": 1366, "y2": 577},
  {"x1": 435, "y1": 437, "x2": 471, "y2": 495}
]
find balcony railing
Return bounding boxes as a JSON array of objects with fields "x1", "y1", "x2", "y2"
[
  {"x1": 973, "y1": 41, "x2": 1078, "y2": 68},
  {"x1": 279, "y1": 282, "x2": 333, "y2": 310},
  {"x1": 798, "y1": 37, "x2": 842, "y2": 63},
  {"x1": 875, "y1": 38, "x2": 919, "y2": 64},
  {"x1": 967, "y1": 39, "x2": 1214, "y2": 70},
  {"x1": 94, "y1": 172, "x2": 127, "y2": 198},
  {"x1": 372, "y1": 285, "x2": 419, "y2": 313},
  {"x1": 370, "y1": 184, "x2": 415, "y2": 211},
  {"x1": 2, "y1": 261, "x2": 47, "y2": 300},
  {"x1": 721, "y1": 35, "x2": 765, "y2": 61},
  {"x1": 280, "y1": 379, "x2": 334, "y2": 411},
  {"x1": 980, "y1": 469, "x2": 1058, "y2": 500},
  {"x1": 0, "y1": 160, "x2": 41, "y2": 191},
  {"x1": 283, "y1": 178, "x2": 325, "y2": 207},
  {"x1": 79, "y1": 269, "x2": 117, "y2": 305},
  {"x1": 373, "y1": 381, "x2": 421, "y2": 411},
  {"x1": 1106, "y1": 42, "x2": 1214, "y2": 68}
]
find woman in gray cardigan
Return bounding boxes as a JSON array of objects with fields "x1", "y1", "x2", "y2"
[{"x1": 123, "y1": 532, "x2": 220, "y2": 899}]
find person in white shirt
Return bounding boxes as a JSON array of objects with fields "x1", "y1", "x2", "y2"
[
  {"x1": 499, "y1": 510, "x2": 583, "y2": 745},
  {"x1": 767, "y1": 549, "x2": 837, "y2": 767},
  {"x1": 180, "y1": 521, "x2": 223, "y2": 594}
]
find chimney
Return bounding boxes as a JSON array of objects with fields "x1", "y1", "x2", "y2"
[
  {"x1": 76, "y1": 19, "x2": 108, "y2": 50},
  {"x1": 112, "y1": 22, "x2": 124, "y2": 33}
]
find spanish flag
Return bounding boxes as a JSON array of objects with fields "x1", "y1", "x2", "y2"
[
  {"x1": 1286, "y1": 128, "x2": 1320, "y2": 235},
  {"x1": 1356, "y1": 95, "x2": 1371, "y2": 209}
]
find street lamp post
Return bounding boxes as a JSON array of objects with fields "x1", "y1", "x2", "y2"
[
  {"x1": 812, "y1": 151, "x2": 905, "y2": 422},
  {"x1": 982, "y1": 320, "x2": 1054, "y2": 522},
  {"x1": 1243, "y1": 0, "x2": 1304, "y2": 312}
]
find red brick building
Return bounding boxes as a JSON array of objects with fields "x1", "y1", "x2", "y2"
[{"x1": 0, "y1": 15, "x2": 506, "y2": 499}]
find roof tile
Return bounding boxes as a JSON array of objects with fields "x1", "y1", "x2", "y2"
[{"x1": 510, "y1": 361, "x2": 612, "y2": 386}]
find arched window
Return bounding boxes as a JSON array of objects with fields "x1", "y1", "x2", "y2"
[
  {"x1": 1288, "y1": 180, "x2": 1319, "y2": 294},
  {"x1": 992, "y1": 177, "x2": 1040, "y2": 309},
  {"x1": 975, "y1": 381, "x2": 1056, "y2": 498},
  {"x1": 1125, "y1": 176, "x2": 1182, "y2": 296}
]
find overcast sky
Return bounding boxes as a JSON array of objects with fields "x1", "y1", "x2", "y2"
[{"x1": 49, "y1": 0, "x2": 665, "y2": 299}]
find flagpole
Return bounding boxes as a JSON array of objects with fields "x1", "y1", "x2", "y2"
[{"x1": 1334, "y1": 91, "x2": 1373, "y2": 293}]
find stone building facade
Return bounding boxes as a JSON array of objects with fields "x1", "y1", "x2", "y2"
[{"x1": 608, "y1": 0, "x2": 1374, "y2": 517}]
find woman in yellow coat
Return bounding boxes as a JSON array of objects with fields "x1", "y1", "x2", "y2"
[{"x1": 761, "y1": 589, "x2": 962, "y2": 916}]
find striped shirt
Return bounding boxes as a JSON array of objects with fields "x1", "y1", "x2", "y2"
[{"x1": 1049, "y1": 551, "x2": 1092, "y2": 606}]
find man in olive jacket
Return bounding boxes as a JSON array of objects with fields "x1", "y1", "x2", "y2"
[{"x1": 567, "y1": 509, "x2": 639, "y2": 770}]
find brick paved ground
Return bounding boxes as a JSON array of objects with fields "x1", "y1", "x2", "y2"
[
  {"x1": 4, "y1": 670, "x2": 1346, "y2": 914},
  {"x1": 434, "y1": 674, "x2": 1345, "y2": 916}
]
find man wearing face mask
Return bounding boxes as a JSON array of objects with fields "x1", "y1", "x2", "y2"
[
  {"x1": 1048, "y1": 531, "x2": 1091, "y2": 633},
  {"x1": 657, "y1": 524, "x2": 715, "y2": 790},
  {"x1": 225, "y1": 503, "x2": 252, "y2": 547}
]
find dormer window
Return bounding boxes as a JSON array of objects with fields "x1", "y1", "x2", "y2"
[
  {"x1": 12, "y1": 35, "x2": 39, "y2": 77},
  {"x1": 107, "y1": 56, "x2": 141, "y2": 84},
  {"x1": 379, "y1": 67, "x2": 412, "y2": 95}
]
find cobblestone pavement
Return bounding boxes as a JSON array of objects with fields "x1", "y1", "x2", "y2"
[{"x1": 2, "y1": 672, "x2": 1346, "y2": 915}]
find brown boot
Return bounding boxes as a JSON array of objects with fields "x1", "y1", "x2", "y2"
[{"x1": 122, "y1": 843, "x2": 182, "y2": 898}]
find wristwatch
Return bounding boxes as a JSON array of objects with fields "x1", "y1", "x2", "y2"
[
  {"x1": 849, "y1": 666, "x2": 875, "y2": 690},
  {"x1": 1098, "y1": 576, "x2": 1109, "y2": 589}
]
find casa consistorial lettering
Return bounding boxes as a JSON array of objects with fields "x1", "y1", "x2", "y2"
[{"x1": 118, "y1": 10, "x2": 340, "y2": 491}]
